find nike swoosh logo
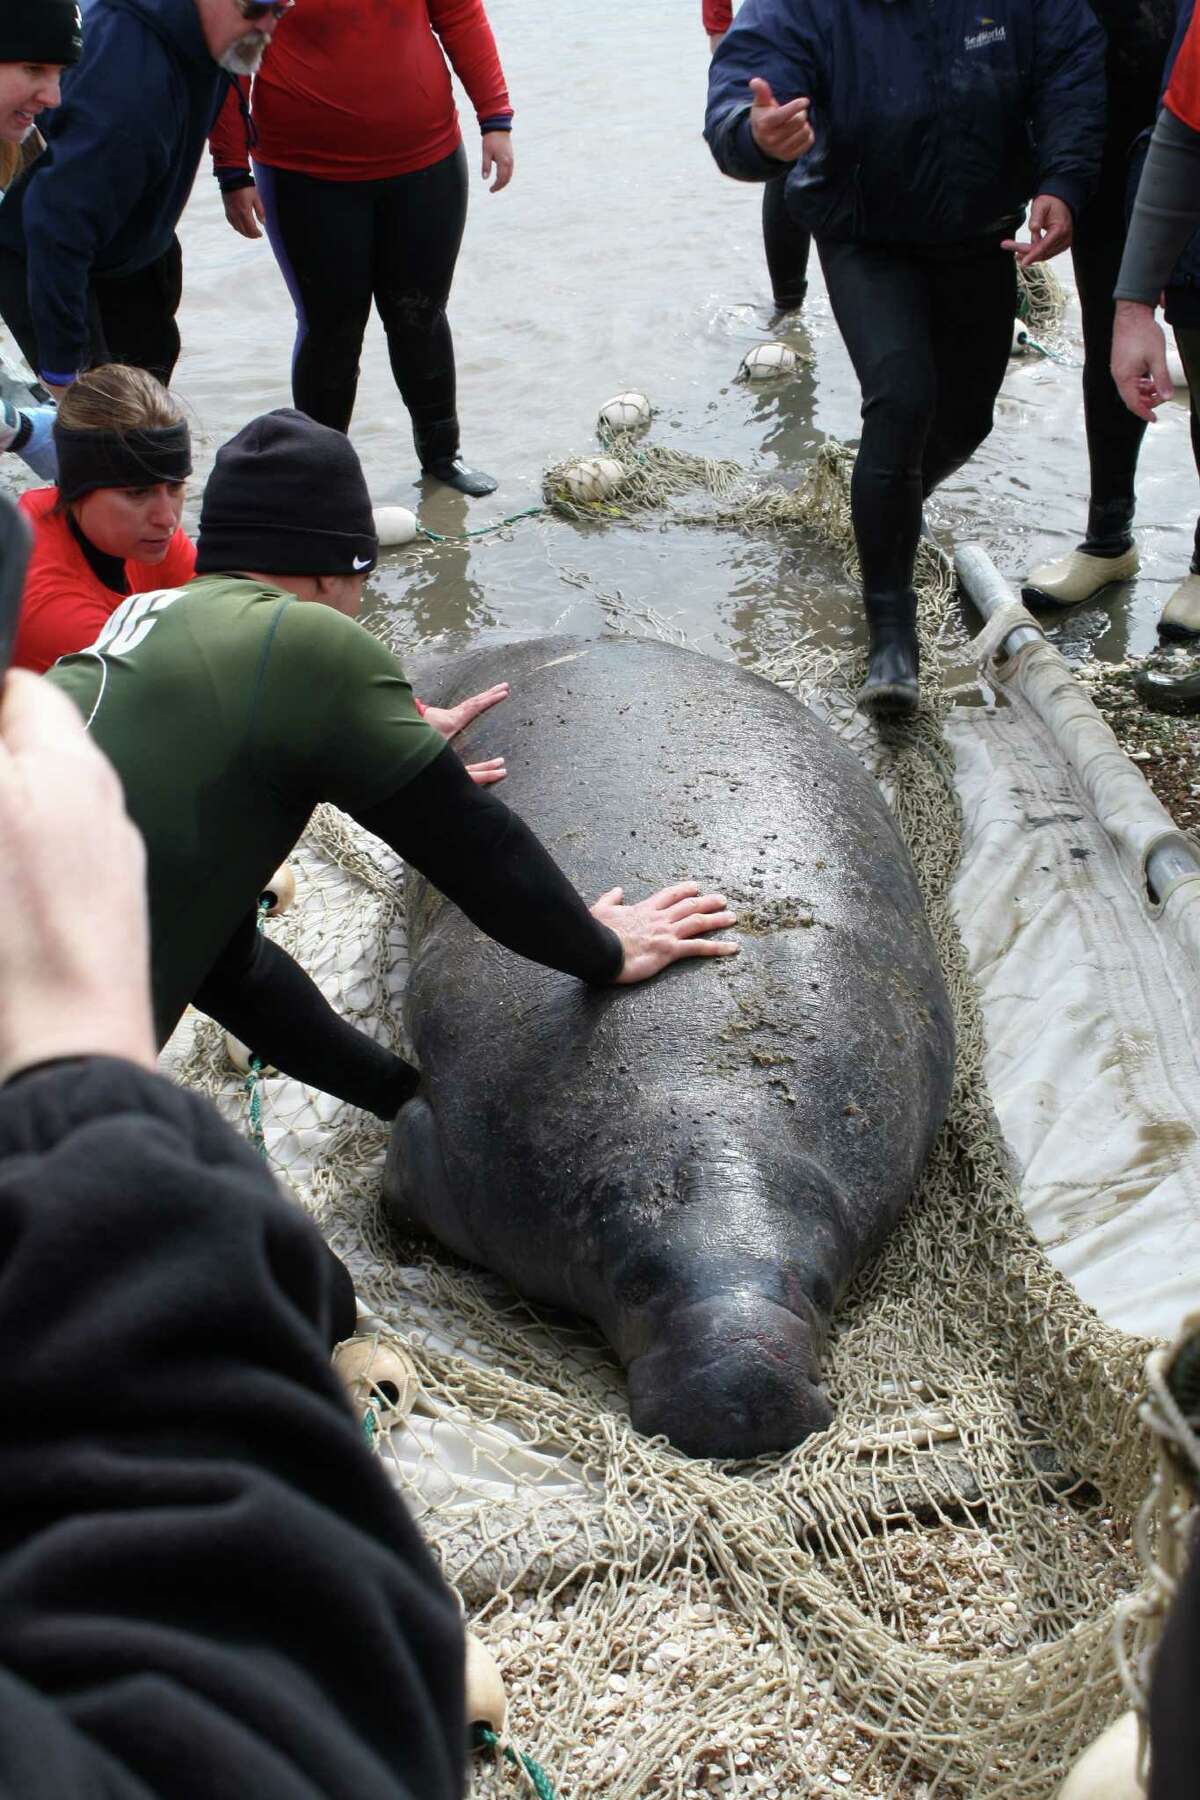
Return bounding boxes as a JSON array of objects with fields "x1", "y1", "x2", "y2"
[{"x1": 352, "y1": 556, "x2": 371, "y2": 570}]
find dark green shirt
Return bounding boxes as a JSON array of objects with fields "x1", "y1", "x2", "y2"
[{"x1": 49, "y1": 574, "x2": 445, "y2": 1042}]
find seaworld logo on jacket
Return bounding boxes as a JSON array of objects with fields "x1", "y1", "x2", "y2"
[{"x1": 964, "y1": 21, "x2": 1006, "y2": 50}]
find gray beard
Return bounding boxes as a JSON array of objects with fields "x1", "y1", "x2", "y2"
[{"x1": 218, "y1": 34, "x2": 267, "y2": 76}]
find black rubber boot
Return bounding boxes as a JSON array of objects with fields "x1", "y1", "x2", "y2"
[
  {"x1": 1133, "y1": 662, "x2": 1200, "y2": 714},
  {"x1": 415, "y1": 417, "x2": 497, "y2": 497},
  {"x1": 421, "y1": 455, "x2": 498, "y2": 498},
  {"x1": 857, "y1": 591, "x2": 920, "y2": 718}
]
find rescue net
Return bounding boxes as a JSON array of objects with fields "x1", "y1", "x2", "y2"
[{"x1": 167, "y1": 433, "x2": 1167, "y2": 1800}]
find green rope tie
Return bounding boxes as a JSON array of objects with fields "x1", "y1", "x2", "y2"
[
  {"x1": 416, "y1": 505, "x2": 544, "y2": 544},
  {"x1": 473, "y1": 1726, "x2": 556, "y2": 1798}
]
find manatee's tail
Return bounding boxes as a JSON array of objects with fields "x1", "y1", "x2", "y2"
[{"x1": 626, "y1": 1291, "x2": 832, "y2": 1460}]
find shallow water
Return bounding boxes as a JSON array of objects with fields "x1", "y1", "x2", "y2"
[{"x1": 174, "y1": 0, "x2": 1200, "y2": 670}]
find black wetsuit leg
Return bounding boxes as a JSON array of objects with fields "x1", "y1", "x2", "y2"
[
  {"x1": 90, "y1": 237, "x2": 184, "y2": 385},
  {"x1": 761, "y1": 174, "x2": 810, "y2": 312},
  {"x1": 193, "y1": 910, "x2": 420, "y2": 1120},
  {"x1": 1072, "y1": 156, "x2": 1149, "y2": 553},
  {"x1": 370, "y1": 145, "x2": 468, "y2": 468},
  {"x1": 1171, "y1": 323, "x2": 1200, "y2": 571},
  {"x1": 256, "y1": 162, "x2": 376, "y2": 432},
  {"x1": 920, "y1": 240, "x2": 1015, "y2": 495},
  {"x1": 818, "y1": 237, "x2": 1012, "y2": 598}
]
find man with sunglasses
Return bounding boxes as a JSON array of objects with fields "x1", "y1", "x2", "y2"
[{"x1": 0, "y1": 0, "x2": 289, "y2": 394}]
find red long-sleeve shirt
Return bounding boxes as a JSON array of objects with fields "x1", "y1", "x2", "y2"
[
  {"x1": 209, "y1": 0, "x2": 512, "y2": 184},
  {"x1": 703, "y1": 0, "x2": 734, "y2": 33}
]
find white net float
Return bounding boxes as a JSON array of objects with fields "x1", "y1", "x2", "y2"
[
  {"x1": 372, "y1": 505, "x2": 420, "y2": 548},
  {"x1": 740, "y1": 341, "x2": 799, "y2": 381},
  {"x1": 260, "y1": 863, "x2": 296, "y2": 917},
  {"x1": 332, "y1": 1334, "x2": 421, "y2": 1428},
  {"x1": 1057, "y1": 1711, "x2": 1143, "y2": 1799},
  {"x1": 464, "y1": 1633, "x2": 508, "y2": 1734},
  {"x1": 559, "y1": 456, "x2": 627, "y2": 503},
  {"x1": 225, "y1": 1034, "x2": 276, "y2": 1077},
  {"x1": 597, "y1": 390, "x2": 652, "y2": 432},
  {"x1": 1011, "y1": 321, "x2": 1031, "y2": 356}
]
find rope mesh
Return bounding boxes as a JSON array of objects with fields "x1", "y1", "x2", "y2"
[{"x1": 167, "y1": 434, "x2": 1164, "y2": 1799}]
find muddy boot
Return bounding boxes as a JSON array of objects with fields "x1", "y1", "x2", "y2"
[
  {"x1": 857, "y1": 591, "x2": 919, "y2": 718},
  {"x1": 1160, "y1": 570, "x2": 1200, "y2": 641},
  {"x1": 415, "y1": 417, "x2": 497, "y2": 497},
  {"x1": 1022, "y1": 499, "x2": 1138, "y2": 608},
  {"x1": 1133, "y1": 661, "x2": 1200, "y2": 713}
]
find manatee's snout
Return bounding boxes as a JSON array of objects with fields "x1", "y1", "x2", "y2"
[{"x1": 626, "y1": 1292, "x2": 832, "y2": 1459}]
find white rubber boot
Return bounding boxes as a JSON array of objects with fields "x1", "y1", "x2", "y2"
[
  {"x1": 1159, "y1": 571, "x2": 1200, "y2": 640},
  {"x1": 1022, "y1": 546, "x2": 1139, "y2": 609}
]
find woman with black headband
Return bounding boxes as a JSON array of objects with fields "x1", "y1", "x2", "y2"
[{"x1": 11, "y1": 364, "x2": 195, "y2": 674}]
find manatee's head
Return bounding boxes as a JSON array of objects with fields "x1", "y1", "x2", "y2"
[{"x1": 625, "y1": 1288, "x2": 833, "y2": 1460}]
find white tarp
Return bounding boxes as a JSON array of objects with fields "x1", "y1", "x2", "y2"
[{"x1": 948, "y1": 607, "x2": 1200, "y2": 1342}]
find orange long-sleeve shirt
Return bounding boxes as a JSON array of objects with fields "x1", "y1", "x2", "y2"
[{"x1": 13, "y1": 487, "x2": 195, "y2": 675}]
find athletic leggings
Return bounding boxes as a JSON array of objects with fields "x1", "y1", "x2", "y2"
[
  {"x1": 762, "y1": 174, "x2": 810, "y2": 311},
  {"x1": 1171, "y1": 324, "x2": 1200, "y2": 572},
  {"x1": 256, "y1": 145, "x2": 468, "y2": 460},
  {"x1": 817, "y1": 236, "x2": 1015, "y2": 601},
  {"x1": 1071, "y1": 154, "x2": 1150, "y2": 553}
]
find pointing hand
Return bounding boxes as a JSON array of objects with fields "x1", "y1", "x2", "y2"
[{"x1": 748, "y1": 77, "x2": 813, "y2": 162}]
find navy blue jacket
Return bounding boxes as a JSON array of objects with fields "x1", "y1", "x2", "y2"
[
  {"x1": 705, "y1": 0, "x2": 1107, "y2": 246},
  {"x1": 0, "y1": 0, "x2": 230, "y2": 383}
]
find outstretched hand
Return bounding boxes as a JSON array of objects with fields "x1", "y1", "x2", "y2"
[
  {"x1": 592, "y1": 881, "x2": 739, "y2": 985},
  {"x1": 422, "y1": 682, "x2": 510, "y2": 742},
  {"x1": 0, "y1": 672, "x2": 155, "y2": 1083},
  {"x1": 748, "y1": 76, "x2": 813, "y2": 162},
  {"x1": 421, "y1": 683, "x2": 510, "y2": 787},
  {"x1": 1001, "y1": 194, "x2": 1072, "y2": 267}
]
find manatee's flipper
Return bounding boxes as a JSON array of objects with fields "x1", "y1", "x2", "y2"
[{"x1": 383, "y1": 1096, "x2": 450, "y2": 1235}]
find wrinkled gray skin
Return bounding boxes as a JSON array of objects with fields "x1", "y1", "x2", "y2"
[{"x1": 385, "y1": 636, "x2": 953, "y2": 1460}]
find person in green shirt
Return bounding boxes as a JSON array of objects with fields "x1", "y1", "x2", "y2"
[{"x1": 48, "y1": 408, "x2": 738, "y2": 1118}]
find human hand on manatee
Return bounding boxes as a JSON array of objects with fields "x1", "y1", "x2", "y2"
[
  {"x1": 1001, "y1": 194, "x2": 1072, "y2": 267},
  {"x1": 481, "y1": 131, "x2": 514, "y2": 193},
  {"x1": 0, "y1": 672, "x2": 156, "y2": 1084},
  {"x1": 222, "y1": 187, "x2": 265, "y2": 240},
  {"x1": 748, "y1": 78, "x2": 813, "y2": 161},
  {"x1": 421, "y1": 682, "x2": 510, "y2": 787},
  {"x1": 591, "y1": 881, "x2": 739, "y2": 984}
]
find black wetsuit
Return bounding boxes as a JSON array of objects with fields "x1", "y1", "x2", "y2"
[
  {"x1": 762, "y1": 173, "x2": 810, "y2": 311},
  {"x1": 256, "y1": 147, "x2": 469, "y2": 467},
  {"x1": 0, "y1": 1054, "x2": 464, "y2": 1799},
  {"x1": 1072, "y1": 0, "x2": 1177, "y2": 555}
]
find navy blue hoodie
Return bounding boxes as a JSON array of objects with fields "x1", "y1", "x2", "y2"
[
  {"x1": 0, "y1": 0, "x2": 229, "y2": 383},
  {"x1": 705, "y1": 0, "x2": 1107, "y2": 246}
]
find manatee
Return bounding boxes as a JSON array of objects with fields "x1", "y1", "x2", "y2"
[{"x1": 384, "y1": 635, "x2": 954, "y2": 1459}]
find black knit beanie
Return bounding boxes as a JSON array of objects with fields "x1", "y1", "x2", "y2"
[
  {"x1": 195, "y1": 409, "x2": 378, "y2": 577},
  {"x1": 0, "y1": 0, "x2": 83, "y2": 65}
]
